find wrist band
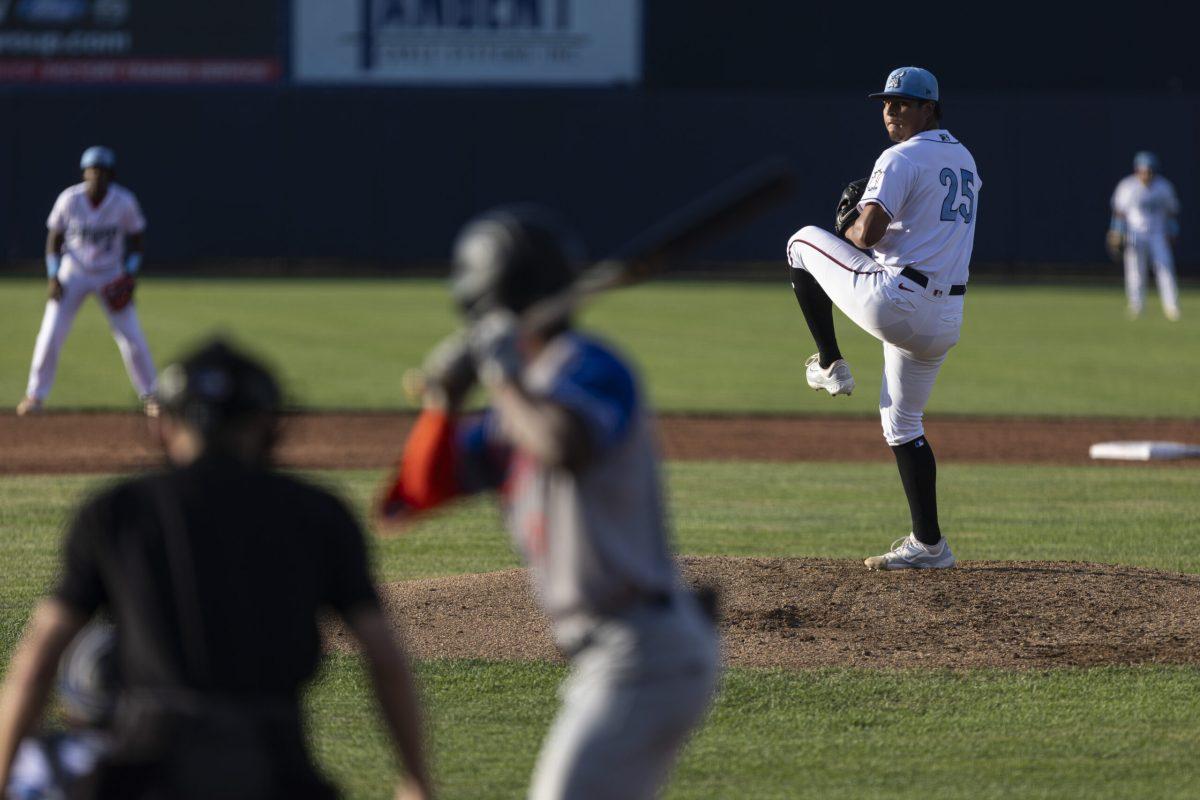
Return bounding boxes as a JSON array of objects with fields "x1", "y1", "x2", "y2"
[
  {"x1": 124, "y1": 252, "x2": 143, "y2": 275},
  {"x1": 45, "y1": 253, "x2": 61, "y2": 279}
]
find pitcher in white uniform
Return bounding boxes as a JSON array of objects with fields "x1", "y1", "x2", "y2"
[
  {"x1": 17, "y1": 146, "x2": 158, "y2": 416},
  {"x1": 1107, "y1": 151, "x2": 1181, "y2": 321},
  {"x1": 786, "y1": 67, "x2": 980, "y2": 571},
  {"x1": 380, "y1": 208, "x2": 719, "y2": 800}
]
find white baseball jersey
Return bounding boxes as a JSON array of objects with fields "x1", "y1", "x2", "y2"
[
  {"x1": 860, "y1": 129, "x2": 980, "y2": 285},
  {"x1": 1112, "y1": 175, "x2": 1179, "y2": 236},
  {"x1": 47, "y1": 183, "x2": 146, "y2": 273}
]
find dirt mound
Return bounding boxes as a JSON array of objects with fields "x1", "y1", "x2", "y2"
[
  {"x1": 4, "y1": 412, "x2": 1200, "y2": 473},
  {"x1": 324, "y1": 557, "x2": 1200, "y2": 670}
]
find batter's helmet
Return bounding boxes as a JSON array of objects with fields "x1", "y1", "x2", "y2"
[
  {"x1": 450, "y1": 206, "x2": 583, "y2": 321},
  {"x1": 156, "y1": 339, "x2": 282, "y2": 437},
  {"x1": 80, "y1": 146, "x2": 116, "y2": 171},
  {"x1": 868, "y1": 67, "x2": 940, "y2": 103},
  {"x1": 1133, "y1": 151, "x2": 1160, "y2": 171},
  {"x1": 58, "y1": 622, "x2": 119, "y2": 727}
]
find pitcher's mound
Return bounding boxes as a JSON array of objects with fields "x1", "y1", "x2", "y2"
[{"x1": 325, "y1": 557, "x2": 1200, "y2": 670}]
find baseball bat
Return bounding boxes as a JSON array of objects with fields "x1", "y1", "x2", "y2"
[
  {"x1": 405, "y1": 157, "x2": 795, "y2": 398},
  {"x1": 522, "y1": 156, "x2": 796, "y2": 332}
]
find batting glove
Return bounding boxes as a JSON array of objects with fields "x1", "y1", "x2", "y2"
[
  {"x1": 468, "y1": 310, "x2": 523, "y2": 388},
  {"x1": 421, "y1": 329, "x2": 476, "y2": 409}
]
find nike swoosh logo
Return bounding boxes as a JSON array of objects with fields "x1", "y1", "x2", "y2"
[{"x1": 899, "y1": 284, "x2": 914, "y2": 292}]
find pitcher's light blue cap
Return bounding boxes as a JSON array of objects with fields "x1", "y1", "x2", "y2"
[{"x1": 868, "y1": 67, "x2": 939, "y2": 102}]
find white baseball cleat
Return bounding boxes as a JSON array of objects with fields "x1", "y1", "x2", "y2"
[
  {"x1": 16, "y1": 396, "x2": 43, "y2": 416},
  {"x1": 804, "y1": 354, "x2": 855, "y2": 396},
  {"x1": 1166, "y1": 307, "x2": 1181, "y2": 322},
  {"x1": 864, "y1": 533, "x2": 956, "y2": 571}
]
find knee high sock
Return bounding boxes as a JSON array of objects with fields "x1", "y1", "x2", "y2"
[
  {"x1": 790, "y1": 268, "x2": 842, "y2": 368},
  {"x1": 891, "y1": 436, "x2": 941, "y2": 546}
]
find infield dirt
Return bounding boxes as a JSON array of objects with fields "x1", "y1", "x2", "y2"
[{"x1": 4, "y1": 411, "x2": 1199, "y2": 472}]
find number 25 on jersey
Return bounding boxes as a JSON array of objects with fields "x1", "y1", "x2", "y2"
[{"x1": 939, "y1": 168, "x2": 975, "y2": 223}]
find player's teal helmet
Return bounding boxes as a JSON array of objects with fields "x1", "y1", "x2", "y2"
[
  {"x1": 868, "y1": 67, "x2": 940, "y2": 103},
  {"x1": 80, "y1": 146, "x2": 116, "y2": 171},
  {"x1": 1133, "y1": 151, "x2": 1159, "y2": 171}
]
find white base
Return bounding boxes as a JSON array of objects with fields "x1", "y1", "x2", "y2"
[{"x1": 1088, "y1": 441, "x2": 1200, "y2": 461}]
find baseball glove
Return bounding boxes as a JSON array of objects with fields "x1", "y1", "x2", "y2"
[
  {"x1": 101, "y1": 274, "x2": 136, "y2": 312},
  {"x1": 1105, "y1": 230, "x2": 1125, "y2": 264},
  {"x1": 834, "y1": 178, "x2": 869, "y2": 238}
]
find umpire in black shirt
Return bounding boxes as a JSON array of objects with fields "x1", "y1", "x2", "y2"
[{"x1": 0, "y1": 339, "x2": 432, "y2": 800}]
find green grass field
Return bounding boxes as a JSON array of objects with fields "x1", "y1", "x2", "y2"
[
  {"x1": 2, "y1": 464, "x2": 1198, "y2": 799},
  {"x1": 0, "y1": 278, "x2": 1196, "y2": 416},
  {"x1": 1, "y1": 279, "x2": 1198, "y2": 798}
]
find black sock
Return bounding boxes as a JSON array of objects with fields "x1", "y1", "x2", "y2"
[
  {"x1": 891, "y1": 436, "x2": 941, "y2": 546},
  {"x1": 790, "y1": 267, "x2": 842, "y2": 368}
]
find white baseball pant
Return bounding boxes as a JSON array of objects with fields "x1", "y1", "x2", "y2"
[
  {"x1": 786, "y1": 226, "x2": 964, "y2": 446},
  {"x1": 25, "y1": 261, "x2": 157, "y2": 401},
  {"x1": 529, "y1": 595, "x2": 719, "y2": 800},
  {"x1": 1123, "y1": 231, "x2": 1180, "y2": 317}
]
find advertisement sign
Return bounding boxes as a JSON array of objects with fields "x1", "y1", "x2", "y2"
[
  {"x1": 0, "y1": 0, "x2": 281, "y2": 84},
  {"x1": 294, "y1": 0, "x2": 641, "y2": 85}
]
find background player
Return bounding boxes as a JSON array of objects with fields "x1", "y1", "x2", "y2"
[
  {"x1": 786, "y1": 67, "x2": 980, "y2": 571},
  {"x1": 17, "y1": 146, "x2": 158, "y2": 416},
  {"x1": 1107, "y1": 151, "x2": 1181, "y2": 321},
  {"x1": 380, "y1": 208, "x2": 719, "y2": 800}
]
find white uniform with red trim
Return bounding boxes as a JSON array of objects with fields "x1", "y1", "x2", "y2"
[
  {"x1": 786, "y1": 129, "x2": 980, "y2": 445},
  {"x1": 25, "y1": 182, "x2": 157, "y2": 403}
]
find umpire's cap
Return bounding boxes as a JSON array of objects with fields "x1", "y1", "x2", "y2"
[
  {"x1": 80, "y1": 146, "x2": 116, "y2": 171},
  {"x1": 868, "y1": 67, "x2": 940, "y2": 103},
  {"x1": 156, "y1": 338, "x2": 282, "y2": 437},
  {"x1": 58, "y1": 622, "x2": 119, "y2": 727},
  {"x1": 450, "y1": 206, "x2": 584, "y2": 321}
]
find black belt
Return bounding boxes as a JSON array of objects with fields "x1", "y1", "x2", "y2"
[
  {"x1": 900, "y1": 266, "x2": 966, "y2": 296},
  {"x1": 560, "y1": 591, "x2": 676, "y2": 659}
]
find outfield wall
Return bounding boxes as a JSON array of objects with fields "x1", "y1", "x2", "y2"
[{"x1": 0, "y1": 89, "x2": 1197, "y2": 273}]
